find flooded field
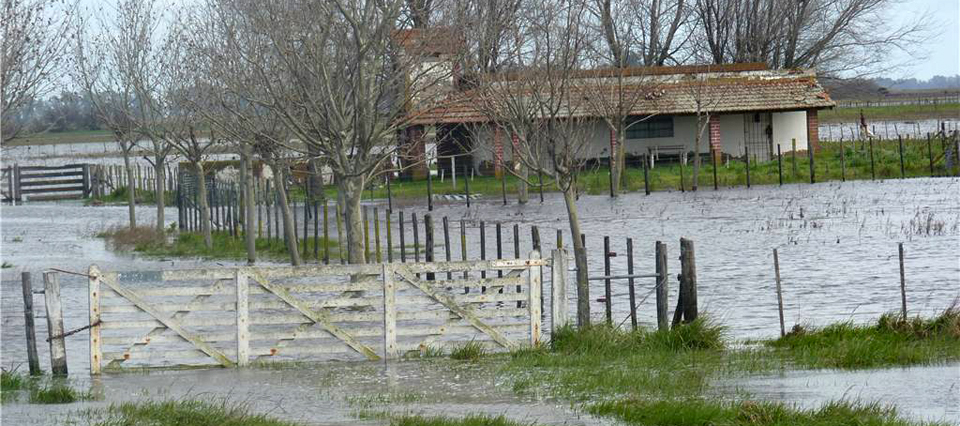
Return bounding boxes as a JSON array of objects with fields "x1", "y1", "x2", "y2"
[{"x1": 1, "y1": 178, "x2": 958, "y2": 424}]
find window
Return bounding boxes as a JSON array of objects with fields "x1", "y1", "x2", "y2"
[{"x1": 625, "y1": 115, "x2": 674, "y2": 139}]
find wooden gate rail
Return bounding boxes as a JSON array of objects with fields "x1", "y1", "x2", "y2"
[{"x1": 88, "y1": 253, "x2": 560, "y2": 374}]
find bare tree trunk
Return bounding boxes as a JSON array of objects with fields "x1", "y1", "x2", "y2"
[
  {"x1": 195, "y1": 163, "x2": 213, "y2": 249},
  {"x1": 122, "y1": 151, "x2": 136, "y2": 229},
  {"x1": 336, "y1": 176, "x2": 346, "y2": 261},
  {"x1": 693, "y1": 116, "x2": 704, "y2": 191},
  {"x1": 272, "y1": 164, "x2": 301, "y2": 266},
  {"x1": 242, "y1": 146, "x2": 256, "y2": 265},
  {"x1": 561, "y1": 181, "x2": 589, "y2": 327},
  {"x1": 516, "y1": 163, "x2": 529, "y2": 204},
  {"x1": 339, "y1": 175, "x2": 366, "y2": 264},
  {"x1": 154, "y1": 161, "x2": 165, "y2": 231}
]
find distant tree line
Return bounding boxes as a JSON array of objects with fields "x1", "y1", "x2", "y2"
[{"x1": 8, "y1": 91, "x2": 104, "y2": 134}]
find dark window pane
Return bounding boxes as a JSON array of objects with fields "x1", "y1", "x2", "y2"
[{"x1": 625, "y1": 115, "x2": 674, "y2": 139}]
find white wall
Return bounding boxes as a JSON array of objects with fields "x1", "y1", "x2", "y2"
[
  {"x1": 772, "y1": 111, "x2": 808, "y2": 152},
  {"x1": 465, "y1": 110, "x2": 811, "y2": 165}
]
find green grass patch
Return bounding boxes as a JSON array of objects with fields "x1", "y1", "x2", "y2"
[
  {"x1": 1, "y1": 370, "x2": 27, "y2": 392},
  {"x1": 767, "y1": 308, "x2": 960, "y2": 369},
  {"x1": 589, "y1": 398, "x2": 943, "y2": 426},
  {"x1": 450, "y1": 341, "x2": 488, "y2": 361},
  {"x1": 820, "y1": 103, "x2": 960, "y2": 123},
  {"x1": 391, "y1": 414, "x2": 533, "y2": 426},
  {"x1": 88, "y1": 399, "x2": 299, "y2": 426},
  {"x1": 7, "y1": 129, "x2": 115, "y2": 146},
  {"x1": 98, "y1": 225, "x2": 338, "y2": 261},
  {"x1": 29, "y1": 383, "x2": 86, "y2": 404}
]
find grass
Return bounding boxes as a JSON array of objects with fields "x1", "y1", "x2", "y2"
[
  {"x1": 6, "y1": 129, "x2": 115, "y2": 146},
  {"x1": 86, "y1": 186, "x2": 176, "y2": 206},
  {"x1": 767, "y1": 306, "x2": 960, "y2": 369},
  {"x1": 338, "y1": 137, "x2": 958, "y2": 201},
  {"x1": 88, "y1": 399, "x2": 299, "y2": 426},
  {"x1": 391, "y1": 414, "x2": 533, "y2": 426},
  {"x1": 98, "y1": 225, "x2": 338, "y2": 261},
  {"x1": 819, "y1": 103, "x2": 960, "y2": 123},
  {"x1": 1, "y1": 370, "x2": 27, "y2": 392},
  {"x1": 29, "y1": 383, "x2": 91, "y2": 404},
  {"x1": 589, "y1": 398, "x2": 945, "y2": 426},
  {"x1": 450, "y1": 341, "x2": 488, "y2": 361}
]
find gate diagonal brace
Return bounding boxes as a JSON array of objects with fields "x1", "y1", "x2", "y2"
[{"x1": 393, "y1": 266, "x2": 516, "y2": 350}]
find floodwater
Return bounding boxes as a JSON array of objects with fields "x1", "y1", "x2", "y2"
[
  {"x1": 820, "y1": 118, "x2": 958, "y2": 141},
  {"x1": 2, "y1": 178, "x2": 959, "y2": 424}
]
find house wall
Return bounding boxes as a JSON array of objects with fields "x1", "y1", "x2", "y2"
[
  {"x1": 465, "y1": 110, "x2": 812, "y2": 170},
  {"x1": 772, "y1": 111, "x2": 809, "y2": 152}
]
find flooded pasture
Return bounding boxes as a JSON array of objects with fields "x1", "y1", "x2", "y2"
[{"x1": 1, "y1": 178, "x2": 958, "y2": 424}]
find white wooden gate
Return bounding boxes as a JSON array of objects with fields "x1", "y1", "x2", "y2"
[{"x1": 87, "y1": 253, "x2": 549, "y2": 374}]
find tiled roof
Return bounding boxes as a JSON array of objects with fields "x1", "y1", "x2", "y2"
[{"x1": 409, "y1": 67, "x2": 835, "y2": 125}]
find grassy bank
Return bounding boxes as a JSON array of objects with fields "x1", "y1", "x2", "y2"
[
  {"x1": 819, "y1": 103, "x2": 960, "y2": 123},
  {"x1": 6, "y1": 129, "x2": 115, "y2": 146},
  {"x1": 1, "y1": 370, "x2": 96, "y2": 404},
  {"x1": 350, "y1": 138, "x2": 958, "y2": 201},
  {"x1": 98, "y1": 226, "x2": 337, "y2": 261},
  {"x1": 767, "y1": 307, "x2": 960, "y2": 369}
]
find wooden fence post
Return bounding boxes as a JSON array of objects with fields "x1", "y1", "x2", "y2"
[
  {"x1": 777, "y1": 144, "x2": 783, "y2": 186},
  {"x1": 550, "y1": 249, "x2": 568, "y2": 332},
  {"x1": 374, "y1": 207, "x2": 382, "y2": 263},
  {"x1": 791, "y1": 139, "x2": 798, "y2": 179},
  {"x1": 642, "y1": 153, "x2": 651, "y2": 195},
  {"x1": 626, "y1": 238, "x2": 637, "y2": 330},
  {"x1": 927, "y1": 133, "x2": 935, "y2": 176},
  {"x1": 443, "y1": 217, "x2": 452, "y2": 279},
  {"x1": 603, "y1": 236, "x2": 613, "y2": 325},
  {"x1": 88, "y1": 266, "x2": 102, "y2": 375},
  {"x1": 43, "y1": 271, "x2": 68, "y2": 375},
  {"x1": 382, "y1": 264, "x2": 398, "y2": 359},
  {"x1": 840, "y1": 138, "x2": 846, "y2": 182},
  {"x1": 424, "y1": 214, "x2": 435, "y2": 280},
  {"x1": 235, "y1": 269, "x2": 249, "y2": 367},
  {"x1": 21, "y1": 272, "x2": 40, "y2": 376},
  {"x1": 673, "y1": 238, "x2": 698, "y2": 326},
  {"x1": 655, "y1": 241, "x2": 668, "y2": 331},
  {"x1": 869, "y1": 138, "x2": 876, "y2": 180},
  {"x1": 898, "y1": 135, "x2": 905, "y2": 179},
  {"x1": 464, "y1": 166, "x2": 471, "y2": 208},
  {"x1": 712, "y1": 149, "x2": 719, "y2": 191},
  {"x1": 773, "y1": 249, "x2": 785, "y2": 338},
  {"x1": 528, "y1": 250, "x2": 542, "y2": 346},
  {"x1": 744, "y1": 145, "x2": 751, "y2": 188},
  {"x1": 427, "y1": 169, "x2": 434, "y2": 211},
  {"x1": 807, "y1": 142, "x2": 816, "y2": 184},
  {"x1": 899, "y1": 243, "x2": 907, "y2": 319}
]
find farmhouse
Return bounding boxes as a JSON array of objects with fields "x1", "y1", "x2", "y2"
[{"x1": 395, "y1": 31, "x2": 835, "y2": 178}]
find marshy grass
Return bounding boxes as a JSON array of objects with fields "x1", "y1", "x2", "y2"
[
  {"x1": 450, "y1": 341, "x2": 487, "y2": 361},
  {"x1": 29, "y1": 383, "x2": 90, "y2": 404},
  {"x1": 89, "y1": 399, "x2": 299, "y2": 426},
  {"x1": 589, "y1": 398, "x2": 945, "y2": 426},
  {"x1": 768, "y1": 306, "x2": 960, "y2": 369},
  {"x1": 98, "y1": 225, "x2": 338, "y2": 261},
  {"x1": 391, "y1": 414, "x2": 533, "y2": 426},
  {"x1": 1, "y1": 370, "x2": 27, "y2": 392}
]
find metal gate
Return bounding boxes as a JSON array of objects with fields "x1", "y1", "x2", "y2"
[
  {"x1": 87, "y1": 253, "x2": 553, "y2": 373},
  {"x1": 744, "y1": 113, "x2": 773, "y2": 161}
]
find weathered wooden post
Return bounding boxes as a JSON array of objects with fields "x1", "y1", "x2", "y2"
[
  {"x1": 382, "y1": 264, "x2": 398, "y2": 359},
  {"x1": 744, "y1": 145, "x2": 751, "y2": 188},
  {"x1": 399, "y1": 211, "x2": 406, "y2": 263},
  {"x1": 412, "y1": 213, "x2": 420, "y2": 263},
  {"x1": 626, "y1": 238, "x2": 637, "y2": 330},
  {"x1": 807, "y1": 141, "x2": 816, "y2": 184},
  {"x1": 927, "y1": 133, "x2": 935, "y2": 176},
  {"x1": 479, "y1": 221, "x2": 487, "y2": 280},
  {"x1": 642, "y1": 153, "x2": 651, "y2": 195},
  {"x1": 712, "y1": 149, "x2": 719, "y2": 191},
  {"x1": 460, "y1": 219, "x2": 468, "y2": 281},
  {"x1": 424, "y1": 214, "x2": 435, "y2": 280},
  {"x1": 43, "y1": 271, "x2": 67, "y2": 375},
  {"x1": 869, "y1": 137, "x2": 876, "y2": 180},
  {"x1": 603, "y1": 236, "x2": 613, "y2": 325},
  {"x1": 426, "y1": 169, "x2": 434, "y2": 211},
  {"x1": 840, "y1": 138, "x2": 846, "y2": 182},
  {"x1": 898, "y1": 135, "x2": 905, "y2": 179},
  {"x1": 655, "y1": 241, "x2": 668, "y2": 331},
  {"x1": 550, "y1": 249, "x2": 568, "y2": 333},
  {"x1": 528, "y1": 250, "x2": 543, "y2": 346},
  {"x1": 384, "y1": 209, "x2": 392, "y2": 263},
  {"x1": 464, "y1": 166, "x2": 471, "y2": 208},
  {"x1": 679, "y1": 152, "x2": 686, "y2": 192},
  {"x1": 673, "y1": 238, "x2": 698, "y2": 326},
  {"x1": 442, "y1": 217, "x2": 452, "y2": 279},
  {"x1": 89, "y1": 266, "x2": 102, "y2": 375},
  {"x1": 791, "y1": 138, "x2": 798, "y2": 180},
  {"x1": 501, "y1": 173, "x2": 507, "y2": 205},
  {"x1": 899, "y1": 243, "x2": 907, "y2": 319},
  {"x1": 773, "y1": 249, "x2": 785, "y2": 338},
  {"x1": 235, "y1": 269, "x2": 249, "y2": 367},
  {"x1": 21, "y1": 272, "x2": 40, "y2": 375},
  {"x1": 386, "y1": 175, "x2": 393, "y2": 214},
  {"x1": 777, "y1": 144, "x2": 783, "y2": 186},
  {"x1": 374, "y1": 207, "x2": 382, "y2": 263},
  {"x1": 363, "y1": 206, "x2": 371, "y2": 262},
  {"x1": 496, "y1": 223, "x2": 504, "y2": 279},
  {"x1": 323, "y1": 202, "x2": 330, "y2": 264}
]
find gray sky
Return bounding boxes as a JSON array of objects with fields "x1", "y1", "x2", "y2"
[{"x1": 888, "y1": 0, "x2": 959, "y2": 79}]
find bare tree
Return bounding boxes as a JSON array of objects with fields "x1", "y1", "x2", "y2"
[
  {"x1": 1, "y1": 0, "x2": 73, "y2": 143},
  {"x1": 692, "y1": 0, "x2": 932, "y2": 76},
  {"x1": 474, "y1": 0, "x2": 595, "y2": 326},
  {"x1": 680, "y1": 63, "x2": 728, "y2": 191},
  {"x1": 208, "y1": 0, "x2": 459, "y2": 264}
]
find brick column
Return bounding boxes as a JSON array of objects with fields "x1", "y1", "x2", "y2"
[
  {"x1": 709, "y1": 115, "x2": 722, "y2": 155},
  {"x1": 806, "y1": 109, "x2": 820, "y2": 152},
  {"x1": 493, "y1": 126, "x2": 504, "y2": 178}
]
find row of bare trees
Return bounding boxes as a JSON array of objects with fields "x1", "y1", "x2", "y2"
[{"x1": 1, "y1": 0, "x2": 934, "y2": 327}]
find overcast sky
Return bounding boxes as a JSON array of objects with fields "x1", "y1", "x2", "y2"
[{"x1": 887, "y1": 0, "x2": 959, "y2": 79}]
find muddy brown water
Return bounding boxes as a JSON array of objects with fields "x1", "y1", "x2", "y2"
[{"x1": 2, "y1": 178, "x2": 958, "y2": 424}]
